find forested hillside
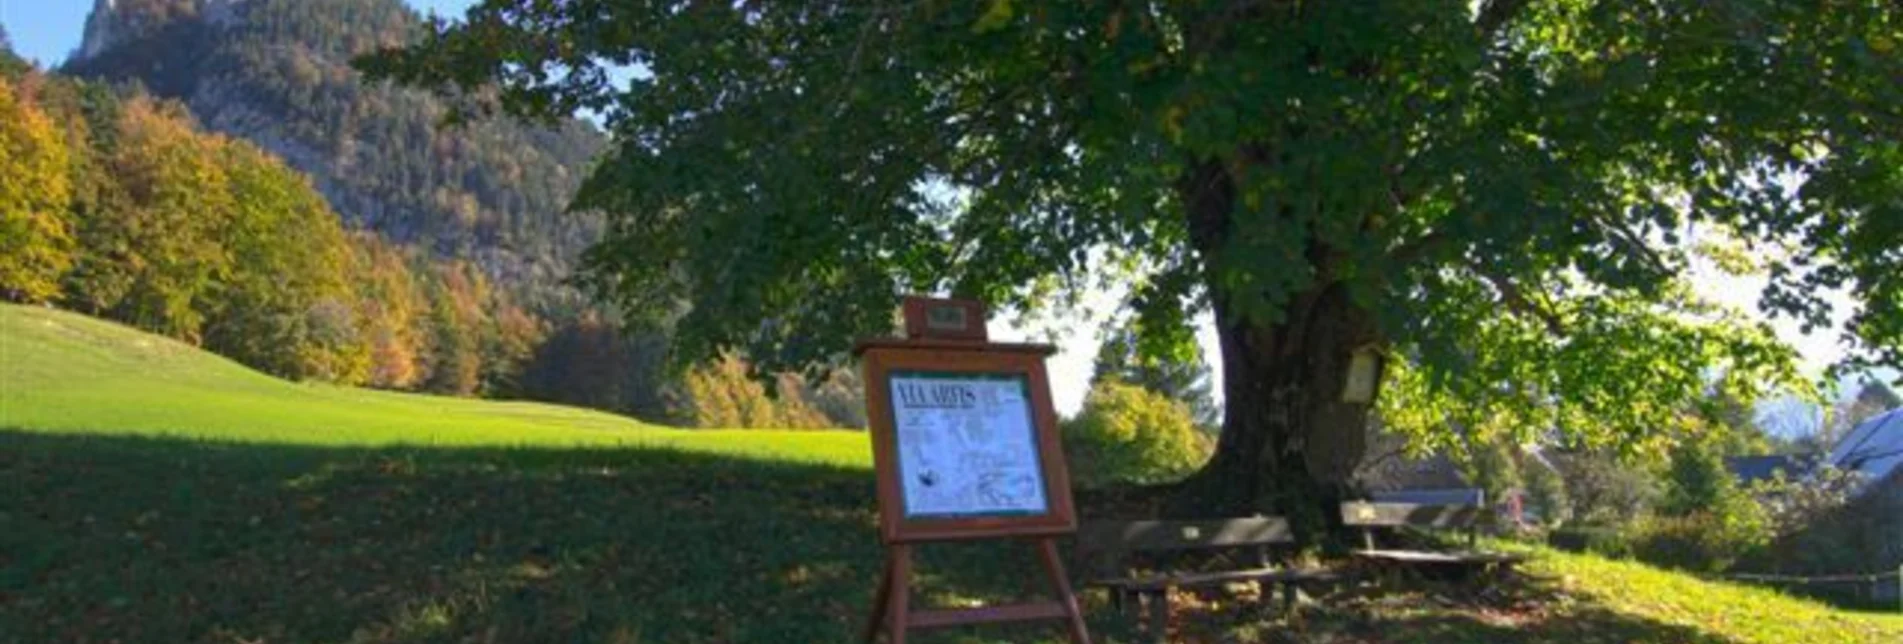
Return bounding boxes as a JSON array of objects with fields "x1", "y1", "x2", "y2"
[
  {"x1": 1, "y1": 56, "x2": 533, "y2": 393},
  {"x1": 2, "y1": 53, "x2": 861, "y2": 427},
  {"x1": 2, "y1": 0, "x2": 865, "y2": 428},
  {"x1": 65, "y1": 0, "x2": 604, "y2": 314}
]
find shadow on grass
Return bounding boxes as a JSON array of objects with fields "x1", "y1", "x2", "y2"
[
  {"x1": 1186, "y1": 575, "x2": 1743, "y2": 644},
  {"x1": 0, "y1": 430, "x2": 1073, "y2": 643},
  {"x1": 1272, "y1": 602, "x2": 1739, "y2": 644},
  {"x1": 4, "y1": 431, "x2": 1770, "y2": 643}
]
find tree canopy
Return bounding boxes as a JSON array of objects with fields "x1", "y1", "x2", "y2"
[{"x1": 362, "y1": 1, "x2": 1903, "y2": 520}]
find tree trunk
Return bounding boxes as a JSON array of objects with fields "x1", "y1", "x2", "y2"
[{"x1": 1173, "y1": 159, "x2": 1382, "y2": 545}]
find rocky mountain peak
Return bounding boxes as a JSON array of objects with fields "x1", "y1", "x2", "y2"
[{"x1": 78, "y1": 0, "x2": 247, "y2": 62}]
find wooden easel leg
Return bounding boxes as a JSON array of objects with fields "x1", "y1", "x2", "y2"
[
  {"x1": 1034, "y1": 538, "x2": 1093, "y2": 644},
  {"x1": 863, "y1": 550, "x2": 895, "y2": 643},
  {"x1": 887, "y1": 544, "x2": 913, "y2": 644}
]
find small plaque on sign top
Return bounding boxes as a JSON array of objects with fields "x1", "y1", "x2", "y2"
[
  {"x1": 902, "y1": 296, "x2": 987, "y2": 342},
  {"x1": 926, "y1": 305, "x2": 969, "y2": 332}
]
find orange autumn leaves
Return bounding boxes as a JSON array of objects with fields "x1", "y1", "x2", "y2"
[{"x1": 0, "y1": 67, "x2": 540, "y2": 395}]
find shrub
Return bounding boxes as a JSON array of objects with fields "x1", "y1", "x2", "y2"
[
  {"x1": 1524, "y1": 455, "x2": 1572, "y2": 527},
  {"x1": 1620, "y1": 435, "x2": 1773, "y2": 572},
  {"x1": 1663, "y1": 440, "x2": 1734, "y2": 516},
  {"x1": 1062, "y1": 380, "x2": 1211, "y2": 488},
  {"x1": 1627, "y1": 493, "x2": 1771, "y2": 573},
  {"x1": 1738, "y1": 466, "x2": 1894, "y2": 578},
  {"x1": 1749, "y1": 465, "x2": 1857, "y2": 541},
  {"x1": 1549, "y1": 525, "x2": 1631, "y2": 558},
  {"x1": 1551, "y1": 449, "x2": 1662, "y2": 525},
  {"x1": 797, "y1": 367, "x2": 867, "y2": 429}
]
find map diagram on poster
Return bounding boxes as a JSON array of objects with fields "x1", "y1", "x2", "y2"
[{"x1": 889, "y1": 372, "x2": 1049, "y2": 519}]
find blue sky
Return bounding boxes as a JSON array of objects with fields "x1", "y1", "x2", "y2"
[{"x1": 0, "y1": 0, "x2": 476, "y2": 67}]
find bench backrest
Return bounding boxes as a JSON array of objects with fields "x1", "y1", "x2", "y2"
[
  {"x1": 1076, "y1": 516, "x2": 1292, "y2": 578},
  {"x1": 1341, "y1": 488, "x2": 1486, "y2": 550},
  {"x1": 1371, "y1": 488, "x2": 1484, "y2": 507}
]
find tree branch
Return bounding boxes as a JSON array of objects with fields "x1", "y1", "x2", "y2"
[
  {"x1": 1475, "y1": 266, "x2": 1566, "y2": 336},
  {"x1": 830, "y1": 5, "x2": 882, "y2": 119},
  {"x1": 1597, "y1": 215, "x2": 1673, "y2": 277}
]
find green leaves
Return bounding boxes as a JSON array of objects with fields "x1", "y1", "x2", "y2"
[
  {"x1": 1382, "y1": 273, "x2": 1810, "y2": 459},
  {"x1": 972, "y1": 0, "x2": 1015, "y2": 34},
  {"x1": 363, "y1": 1, "x2": 1902, "y2": 458}
]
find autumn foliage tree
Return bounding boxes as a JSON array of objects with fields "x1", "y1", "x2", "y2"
[
  {"x1": 0, "y1": 62, "x2": 550, "y2": 397},
  {"x1": 362, "y1": 1, "x2": 1903, "y2": 533},
  {"x1": 95, "y1": 97, "x2": 235, "y2": 341},
  {"x1": 1092, "y1": 325, "x2": 1219, "y2": 429},
  {"x1": 423, "y1": 261, "x2": 488, "y2": 396},
  {"x1": 203, "y1": 139, "x2": 364, "y2": 382},
  {"x1": 675, "y1": 354, "x2": 837, "y2": 429},
  {"x1": 1064, "y1": 380, "x2": 1212, "y2": 487},
  {"x1": 350, "y1": 233, "x2": 434, "y2": 389},
  {"x1": 0, "y1": 77, "x2": 74, "y2": 303}
]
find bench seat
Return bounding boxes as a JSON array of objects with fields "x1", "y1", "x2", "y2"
[
  {"x1": 1350, "y1": 549, "x2": 1526, "y2": 565},
  {"x1": 1093, "y1": 566, "x2": 1344, "y2": 592},
  {"x1": 1077, "y1": 516, "x2": 1342, "y2": 642},
  {"x1": 1342, "y1": 489, "x2": 1527, "y2": 589}
]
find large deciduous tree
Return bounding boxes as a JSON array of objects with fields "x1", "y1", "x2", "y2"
[
  {"x1": 205, "y1": 141, "x2": 364, "y2": 383},
  {"x1": 361, "y1": 1, "x2": 1903, "y2": 535},
  {"x1": 95, "y1": 97, "x2": 236, "y2": 341}
]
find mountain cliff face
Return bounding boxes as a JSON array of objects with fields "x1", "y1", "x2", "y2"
[
  {"x1": 68, "y1": 0, "x2": 606, "y2": 314},
  {"x1": 79, "y1": 0, "x2": 246, "y2": 61}
]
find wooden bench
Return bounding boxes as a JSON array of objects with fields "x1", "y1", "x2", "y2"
[
  {"x1": 1340, "y1": 488, "x2": 1526, "y2": 584},
  {"x1": 1076, "y1": 517, "x2": 1341, "y2": 641}
]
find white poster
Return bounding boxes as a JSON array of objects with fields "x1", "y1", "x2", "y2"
[{"x1": 888, "y1": 372, "x2": 1049, "y2": 518}]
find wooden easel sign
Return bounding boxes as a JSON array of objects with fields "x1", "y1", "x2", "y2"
[{"x1": 855, "y1": 296, "x2": 1091, "y2": 644}]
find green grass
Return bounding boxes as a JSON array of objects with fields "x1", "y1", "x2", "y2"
[
  {"x1": 1525, "y1": 548, "x2": 1903, "y2": 642},
  {"x1": 1245, "y1": 545, "x2": 1903, "y2": 643},
  {"x1": 4, "y1": 303, "x2": 1902, "y2": 642},
  {"x1": 0, "y1": 432, "x2": 1014, "y2": 642},
  {"x1": 0, "y1": 304, "x2": 869, "y2": 464}
]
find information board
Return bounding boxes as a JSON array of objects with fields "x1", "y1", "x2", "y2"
[
  {"x1": 889, "y1": 372, "x2": 1048, "y2": 519},
  {"x1": 854, "y1": 298, "x2": 1092, "y2": 643},
  {"x1": 857, "y1": 340, "x2": 1077, "y2": 543}
]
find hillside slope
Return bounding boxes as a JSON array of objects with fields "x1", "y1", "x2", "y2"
[
  {"x1": 65, "y1": 0, "x2": 605, "y2": 312},
  {"x1": 0, "y1": 304, "x2": 867, "y2": 463}
]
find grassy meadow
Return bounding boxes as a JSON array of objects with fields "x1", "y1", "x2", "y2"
[
  {"x1": 5, "y1": 303, "x2": 1902, "y2": 642},
  {"x1": 0, "y1": 304, "x2": 869, "y2": 463}
]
